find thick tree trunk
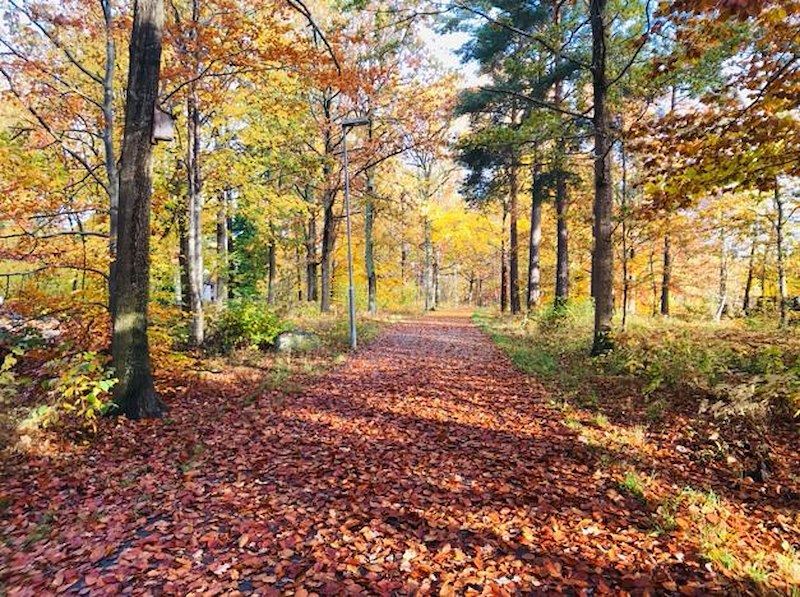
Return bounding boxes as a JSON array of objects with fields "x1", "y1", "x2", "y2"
[
  {"x1": 660, "y1": 233, "x2": 671, "y2": 316},
  {"x1": 306, "y1": 212, "x2": 318, "y2": 302},
  {"x1": 111, "y1": 0, "x2": 165, "y2": 419},
  {"x1": 590, "y1": 0, "x2": 614, "y2": 355},
  {"x1": 215, "y1": 191, "x2": 228, "y2": 305},
  {"x1": 527, "y1": 163, "x2": 543, "y2": 310},
  {"x1": 774, "y1": 183, "x2": 787, "y2": 328},
  {"x1": 508, "y1": 165, "x2": 521, "y2": 314}
]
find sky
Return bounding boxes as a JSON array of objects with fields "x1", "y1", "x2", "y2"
[{"x1": 419, "y1": 27, "x2": 481, "y2": 88}]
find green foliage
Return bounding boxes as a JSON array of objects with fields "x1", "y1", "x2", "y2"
[
  {"x1": 618, "y1": 470, "x2": 647, "y2": 502},
  {"x1": 0, "y1": 346, "x2": 24, "y2": 404},
  {"x1": 607, "y1": 330, "x2": 733, "y2": 395},
  {"x1": 45, "y1": 352, "x2": 117, "y2": 431},
  {"x1": 206, "y1": 300, "x2": 289, "y2": 353}
]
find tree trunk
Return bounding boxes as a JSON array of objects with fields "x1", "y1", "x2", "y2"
[
  {"x1": 186, "y1": 84, "x2": 204, "y2": 345},
  {"x1": 178, "y1": 209, "x2": 190, "y2": 311},
  {"x1": 621, "y1": 144, "x2": 630, "y2": 329},
  {"x1": 111, "y1": 0, "x2": 165, "y2": 419},
  {"x1": 649, "y1": 243, "x2": 658, "y2": 316},
  {"x1": 508, "y1": 165, "x2": 521, "y2": 314},
  {"x1": 101, "y1": 0, "x2": 120, "y2": 315},
  {"x1": 555, "y1": 171, "x2": 570, "y2": 309},
  {"x1": 364, "y1": 121, "x2": 378, "y2": 315},
  {"x1": 433, "y1": 250, "x2": 440, "y2": 306},
  {"x1": 500, "y1": 202, "x2": 508, "y2": 313},
  {"x1": 318, "y1": 94, "x2": 336, "y2": 313},
  {"x1": 306, "y1": 212, "x2": 318, "y2": 302},
  {"x1": 660, "y1": 232, "x2": 671, "y2": 316},
  {"x1": 320, "y1": 194, "x2": 336, "y2": 312},
  {"x1": 774, "y1": 182, "x2": 787, "y2": 328},
  {"x1": 715, "y1": 227, "x2": 728, "y2": 322},
  {"x1": 215, "y1": 191, "x2": 228, "y2": 305},
  {"x1": 552, "y1": 37, "x2": 569, "y2": 311},
  {"x1": 185, "y1": 0, "x2": 203, "y2": 344},
  {"x1": 423, "y1": 216, "x2": 436, "y2": 311},
  {"x1": 267, "y1": 233, "x2": 276, "y2": 305},
  {"x1": 743, "y1": 223, "x2": 757, "y2": 315},
  {"x1": 527, "y1": 162, "x2": 543, "y2": 310},
  {"x1": 590, "y1": 0, "x2": 614, "y2": 355}
]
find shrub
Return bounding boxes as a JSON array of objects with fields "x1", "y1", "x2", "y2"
[
  {"x1": 43, "y1": 351, "x2": 117, "y2": 431},
  {"x1": 206, "y1": 300, "x2": 288, "y2": 353}
]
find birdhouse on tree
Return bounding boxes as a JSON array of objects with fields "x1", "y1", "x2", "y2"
[{"x1": 152, "y1": 106, "x2": 175, "y2": 143}]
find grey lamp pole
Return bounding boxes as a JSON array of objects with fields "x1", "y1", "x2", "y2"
[{"x1": 341, "y1": 117, "x2": 370, "y2": 350}]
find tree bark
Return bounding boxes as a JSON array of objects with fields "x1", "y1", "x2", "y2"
[
  {"x1": 660, "y1": 232, "x2": 671, "y2": 316},
  {"x1": 111, "y1": 0, "x2": 165, "y2": 419},
  {"x1": 527, "y1": 162, "x2": 543, "y2": 310},
  {"x1": 185, "y1": 0, "x2": 203, "y2": 344},
  {"x1": 423, "y1": 216, "x2": 436, "y2": 311},
  {"x1": 590, "y1": 0, "x2": 614, "y2": 355},
  {"x1": 555, "y1": 171, "x2": 570, "y2": 309},
  {"x1": 177, "y1": 208, "x2": 190, "y2": 311},
  {"x1": 774, "y1": 182, "x2": 787, "y2": 328},
  {"x1": 215, "y1": 191, "x2": 228, "y2": 305},
  {"x1": 101, "y1": 0, "x2": 120, "y2": 315},
  {"x1": 508, "y1": 165, "x2": 521, "y2": 314},
  {"x1": 743, "y1": 223, "x2": 757, "y2": 315},
  {"x1": 649, "y1": 243, "x2": 658, "y2": 316},
  {"x1": 715, "y1": 227, "x2": 728, "y2": 322},
  {"x1": 364, "y1": 120, "x2": 377, "y2": 315},
  {"x1": 620, "y1": 143, "x2": 630, "y2": 329},
  {"x1": 186, "y1": 85, "x2": 204, "y2": 344},
  {"x1": 305, "y1": 211, "x2": 318, "y2": 302},
  {"x1": 267, "y1": 232, "x2": 276, "y2": 305},
  {"x1": 318, "y1": 93, "x2": 336, "y2": 313},
  {"x1": 320, "y1": 194, "x2": 336, "y2": 312},
  {"x1": 500, "y1": 201, "x2": 508, "y2": 313}
]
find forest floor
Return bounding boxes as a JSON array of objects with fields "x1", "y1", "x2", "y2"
[{"x1": 1, "y1": 311, "x2": 799, "y2": 594}]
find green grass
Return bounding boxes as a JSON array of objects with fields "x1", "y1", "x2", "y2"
[{"x1": 618, "y1": 470, "x2": 647, "y2": 502}]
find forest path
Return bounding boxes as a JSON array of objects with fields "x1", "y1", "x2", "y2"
[{"x1": 1, "y1": 313, "x2": 719, "y2": 594}]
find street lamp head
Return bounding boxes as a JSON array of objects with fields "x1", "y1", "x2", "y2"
[{"x1": 341, "y1": 117, "x2": 370, "y2": 129}]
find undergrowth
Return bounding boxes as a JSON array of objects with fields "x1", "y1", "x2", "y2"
[{"x1": 475, "y1": 304, "x2": 800, "y2": 593}]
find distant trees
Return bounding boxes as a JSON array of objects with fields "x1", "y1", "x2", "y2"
[{"x1": 452, "y1": 0, "x2": 798, "y2": 345}]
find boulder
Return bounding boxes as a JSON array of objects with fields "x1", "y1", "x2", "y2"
[{"x1": 274, "y1": 330, "x2": 320, "y2": 353}]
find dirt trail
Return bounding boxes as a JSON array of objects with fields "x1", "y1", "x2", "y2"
[{"x1": 1, "y1": 314, "x2": 732, "y2": 594}]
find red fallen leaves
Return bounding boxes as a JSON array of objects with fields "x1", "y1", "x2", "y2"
[{"x1": 0, "y1": 315, "x2": 796, "y2": 594}]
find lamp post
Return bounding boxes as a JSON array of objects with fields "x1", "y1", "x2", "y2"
[{"x1": 341, "y1": 116, "x2": 370, "y2": 350}]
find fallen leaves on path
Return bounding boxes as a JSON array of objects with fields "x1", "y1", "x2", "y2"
[{"x1": 0, "y1": 316, "x2": 793, "y2": 594}]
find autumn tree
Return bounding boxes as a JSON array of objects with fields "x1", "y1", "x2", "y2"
[{"x1": 111, "y1": 0, "x2": 166, "y2": 418}]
